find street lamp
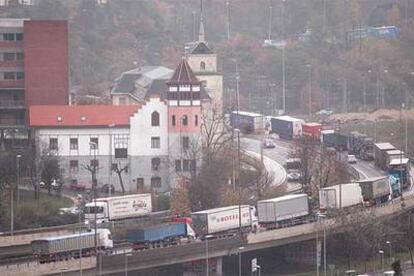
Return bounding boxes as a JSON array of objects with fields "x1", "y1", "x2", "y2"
[
  {"x1": 317, "y1": 214, "x2": 327, "y2": 276},
  {"x1": 11, "y1": 154, "x2": 22, "y2": 235},
  {"x1": 306, "y1": 64, "x2": 312, "y2": 117},
  {"x1": 124, "y1": 252, "x2": 133, "y2": 276},
  {"x1": 238, "y1": 246, "x2": 245, "y2": 276},
  {"x1": 379, "y1": 250, "x2": 384, "y2": 273},
  {"x1": 386, "y1": 241, "x2": 393, "y2": 264},
  {"x1": 205, "y1": 234, "x2": 214, "y2": 276},
  {"x1": 89, "y1": 141, "x2": 98, "y2": 268}
]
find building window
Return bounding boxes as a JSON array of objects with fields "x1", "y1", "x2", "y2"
[
  {"x1": 195, "y1": 115, "x2": 198, "y2": 126},
  {"x1": 152, "y1": 158, "x2": 161, "y2": 171},
  {"x1": 175, "y1": 160, "x2": 181, "y2": 172},
  {"x1": 15, "y1": 33, "x2": 23, "y2": 41},
  {"x1": 115, "y1": 148, "x2": 128, "y2": 159},
  {"x1": 136, "y1": 178, "x2": 144, "y2": 191},
  {"x1": 90, "y1": 137, "x2": 99, "y2": 149},
  {"x1": 200, "y1": 61, "x2": 206, "y2": 70},
  {"x1": 151, "y1": 111, "x2": 160, "y2": 126},
  {"x1": 151, "y1": 177, "x2": 162, "y2": 188},
  {"x1": 49, "y1": 138, "x2": 58, "y2": 150},
  {"x1": 3, "y1": 53, "x2": 15, "y2": 61},
  {"x1": 4, "y1": 72, "x2": 15, "y2": 80},
  {"x1": 151, "y1": 137, "x2": 160, "y2": 149},
  {"x1": 70, "y1": 138, "x2": 78, "y2": 150},
  {"x1": 16, "y1": 72, "x2": 24, "y2": 80},
  {"x1": 183, "y1": 159, "x2": 196, "y2": 172},
  {"x1": 114, "y1": 134, "x2": 128, "y2": 158},
  {"x1": 172, "y1": 115, "x2": 176, "y2": 126},
  {"x1": 182, "y1": 136, "x2": 190, "y2": 149},
  {"x1": 182, "y1": 115, "x2": 188, "y2": 126},
  {"x1": 16, "y1": 52, "x2": 23, "y2": 60},
  {"x1": 70, "y1": 160, "x2": 79, "y2": 173},
  {"x1": 119, "y1": 97, "x2": 126, "y2": 105}
]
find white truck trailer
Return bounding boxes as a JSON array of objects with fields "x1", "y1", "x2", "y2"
[
  {"x1": 257, "y1": 194, "x2": 309, "y2": 226},
  {"x1": 84, "y1": 194, "x2": 152, "y2": 224},
  {"x1": 191, "y1": 205, "x2": 258, "y2": 237},
  {"x1": 319, "y1": 183, "x2": 363, "y2": 209}
]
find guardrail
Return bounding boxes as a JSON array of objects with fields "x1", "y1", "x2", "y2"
[{"x1": 0, "y1": 222, "x2": 84, "y2": 237}]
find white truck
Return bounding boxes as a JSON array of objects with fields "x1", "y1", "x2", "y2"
[
  {"x1": 84, "y1": 194, "x2": 152, "y2": 224},
  {"x1": 257, "y1": 194, "x2": 309, "y2": 226},
  {"x1": 191, "y1": 205, "x2": 258, "y2": 237},
  {"x1": 319, "y1": 183, "x2": 363, "y2": 209}
]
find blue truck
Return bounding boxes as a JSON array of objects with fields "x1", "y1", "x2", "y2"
[
  {"x1": 230, "y1": 111, "x2": 265, "y2": 134},
  {"x1": 389, "y1": 158, "x2": 411, "y2": 189},
  {"x1": 321, "y1": 131, "x2": 348, "y2": 151},
  {"x1": 270, "y1": 116, "x2": 304, "y2": 140},
  {"x1": 127, "y1": 223, "x2": 195, "y2": 250}
]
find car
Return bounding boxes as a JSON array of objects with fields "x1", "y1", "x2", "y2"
[
  {"x1": 101, "y1": 184, "x2": 115, "y2": 195},
  {"x1": 287, "y1": 170, "x2": 301, "y2": 182},
  {"x1": 316, "y1": 109, "x2": 334, "y2": 115},
  {"x1": 347, "y1": 154, "x2": 357, "y2": 164},
  {"x1": 263, "y1": 139, "x2": 276, "y2": 149},
  {"x1": 70, "y1": 179, "x2": 86, "y2": 192},
  {"x1": 50, "y1": 179, "x2": 61, "y2": 190},
  {"x1": 39, "y1": 181, "x2": 46, "y2": 189}
]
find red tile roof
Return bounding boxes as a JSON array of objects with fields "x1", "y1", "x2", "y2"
[
  {"x1": 29, "y1": 105, "x2": 141, "y2": 127},
  {"x1": 167, "y1": 58, "x2": 200, "y2": 85}
]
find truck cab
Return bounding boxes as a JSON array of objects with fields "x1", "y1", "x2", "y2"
[
  {"x1": 97, "y1": 228, "x2": 114, "y2": 249},
  {"x1": 84, "y1": 202, "x2": 108, "y2": 224},
  {"x1": 250, "y1": 206, "x2": 259, "y2": 231}
]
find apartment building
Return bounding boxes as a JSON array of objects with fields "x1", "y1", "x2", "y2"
[{"x1": 0, "y1": 19, "x2": 68, "y2": 149}]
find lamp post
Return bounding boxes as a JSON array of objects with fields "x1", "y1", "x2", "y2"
[
  {"x1": 386, "y1": 241, "x2": 392, "y2": 264},
  {"x1": 379, "y1": 250, "x2": 384, "y2": 273},
  {"x1": 281, "y1": 0, "x2": 286, "y2": 114},
  {"x1": 124, "y1": 253, "x2": 133, "y2": 276},
  {"x1": 306, "y1": 64, "x2": 312, "y2": 117},
  {"x1": 89, "y1": 141, "x2": 98, "y2": 267},
  {"x1": 238, "y1": 246, "x2": 245, "y2": 276},
  {"x1": 318, "y1": 214, "x2": 327, "y2": 276},
  {"x1": 205, "y1": 234, "x2": 213, "y2": 276},
  {"x1": 11, "y1": 154, "x2": 22, "y2": 235},
  {"x1": 362, "y1": 73, "x2": 367, "y2": 112}
]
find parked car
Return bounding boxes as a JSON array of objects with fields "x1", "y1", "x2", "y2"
[
  {"x1": 263, "y1": 139, "x2": 276, "y2": 148},
  {"x1": 39, "y1": 181, "x2": 46, "y2": 189},
  {"x1": 51, "y1": 179, "x2": 61, "y2": 190},
  {"x1": 101, "y1": 184, "x2": 115, "y2": 194},
  {"x1": 70, "y1": 179, "x2": 86, "y2": 192},
  {"x1": 347, "y1": 154, "x2": 357, "y2": 164}
]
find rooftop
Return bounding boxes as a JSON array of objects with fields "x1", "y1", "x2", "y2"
[
  {"x1": 111, "y1": 66, "x2": 173, "y2": 101},
  {"x1": 29, "y1": 105, "x2": 141, "y2": 127},
  {"x1": 168, "y1": 58, "x2": 201, "y2": 85}
]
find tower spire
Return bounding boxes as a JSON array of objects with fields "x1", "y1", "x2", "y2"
[{"x1": 198, "y1": 0, "x2": 205, "y2": 42}]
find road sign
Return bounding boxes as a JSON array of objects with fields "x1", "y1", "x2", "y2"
[{"x1": 251, "y1": 258, "x2": 257, "y2": 272}]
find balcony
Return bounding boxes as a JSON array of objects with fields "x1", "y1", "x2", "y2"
[
  {"x1": 0, "y1": 100, "x2": 25, "y2": 109},
  {"x1": 0, "y1": 80, "x2": 24, "y2": 89},
  {"x1": 0, "y1": 60, "x2": 23, "y2": 68},
  {"x1": 0, "y1": 118, "x2": 25, "y2": 128},
  {"x1": 0, "y1": 41, "x2": 23, "y2": 48}
]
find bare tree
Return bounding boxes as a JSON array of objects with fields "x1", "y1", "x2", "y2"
[
  {"x1": 170, "y1": 179, "x2": 191, "y2": 217},
  {"x1": 111, "y1": 162, "x2": 128, "y2": 194}
]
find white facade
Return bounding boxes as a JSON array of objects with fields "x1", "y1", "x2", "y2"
[{"x1": 34, "y1": 98, "x2": 174, "y2": 193}]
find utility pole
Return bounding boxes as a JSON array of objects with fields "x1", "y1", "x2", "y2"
[
  {"x1": 226, "y1": 1, "x2": 230, "y2": 41},
  {"x1": 362, "y1": 74, "x2": 366, "y2": 112},
  {"x1": 306, "y1": 64, "x2": 312, "y2": 117},
  {"x1": 268, "y1": 5, "x2": 272, "y2": 41},
  {"x1": 281, "y1": 0, "x2": 286, "y2": 113}
]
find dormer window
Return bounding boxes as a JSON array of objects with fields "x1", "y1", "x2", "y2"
[{"x1": 200, "y1": 61, "x2": 206, "y2": 70}]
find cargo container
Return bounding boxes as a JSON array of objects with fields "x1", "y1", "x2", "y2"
[
  {"x1": 356, "y1": 176, "x2": 390, "y2": 205},
  {"x1": 270, "y1": 116, "x2": 304, "y2": 140},
  {"x1": 385, "y1": 150, "x2": 404, "y2": 168},
  {"x1": 257, "y1": 194, "x2": 309, "y2": 225},
  {"x1": 348, "y1": 132, "x2": 374, "y2": 160},
  {"x1": 319, "y1": 183, "x2": 363, "y2": 209},
  {"x1": 389, "y1": 158, "x2": 411, "y2": 188},
  {"x1": 31, "y1": 229, "x2": 113, "y2": 263},
  {"x1": 127, "y1": 223, "x2": 195, "y2": 250},
  {"x1": 374, "y1": 143, "x2": 395, "y2": 170},
  {"x1": 302, "y1": 123, "x2": 322, "y2": 141},
  {"x1": 320, "y1": 130, "x2": 334, "y2": 144},
  {"x1": 230, "y1": 111, "x2": 265, "y2": 133},
  {"x1": 84, "y1": 194, "x2": 152, "y2": 224},
  {"x1": 321, "y1": 131, "x2": 348, "y2": 151},
  {"x1": 191, "y1": 205, "x2": 258, "y2": 237}
]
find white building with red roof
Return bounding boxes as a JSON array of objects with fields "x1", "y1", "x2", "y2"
[{"x1": 29, "y1": 59, "x2": 209, "y2": 193}]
